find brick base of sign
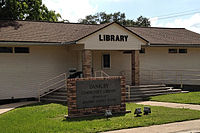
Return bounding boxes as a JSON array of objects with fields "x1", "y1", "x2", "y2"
[{"x1": 67, "y1": 76, "x2": 128, "y2": 118}]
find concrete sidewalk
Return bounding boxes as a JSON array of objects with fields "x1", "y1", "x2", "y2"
[
  {"x1": 105, "y1": 119, "x2": 200, "y2": 133},
  {"x1": 105, "y1": 101, "x2": 200, "y2": 133},
  {"x1": 0, "y1": 101, "x2": 37, "y2": 114},
  {"x1": 136, "y1": 101, "x2": 200, "y2": 111}
]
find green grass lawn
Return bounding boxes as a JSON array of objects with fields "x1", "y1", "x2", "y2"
[
  {"x1": 150, "y1": 92, "x2": 200, "y2": 105},
  {"x1": 1, "y1": 103, "x2": 200, "y2": 133}
]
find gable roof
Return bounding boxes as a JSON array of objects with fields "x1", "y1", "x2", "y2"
[
  {"x1": 127, "y1": 27, "x2": 200, "y2": 46},
  {"x1": 1, "y1": 20, "x2": 200, "y2": 46},
  {"x1": 0, "y1": 20, "x2": 147, "y2": 44}
]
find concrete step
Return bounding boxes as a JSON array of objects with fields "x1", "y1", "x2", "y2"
[
  {"x1": 127, "y1": 92, "x2": 168, "y2": 100},
  {"x1": 126, "y1": 90, "x2": 183, "y2": 101},
  {"x1": 41, "y1": 97, "x2": 67, "y2": 102},
  {"x1": 44, "y1": 95, "x2": 67, "y2": 100},
  {"x1": 56, "y1": 89, "x2": 67, "y2": 92},
  {"x1": 49, "y1": 87, "x2": 67, "y2": 92},
  {"x1": 181, "y1": 91, "x2": 189, "y2": 93},
  {"x1": 129, "y1": 90, "x2": 182, "y2": 97},
  {"x1": 126, "y1": 97, "x2": 144, "y2": 102},
  {"x1": 128, "y1": 88, "x2": 174, "y2": 94},
  {"x1": 129, "y1": 84, "x2": 166, "y2": 89},
  {"x1": 129, "y1": 88, "x2": 177, "y2": 95},
  {"x1": 128, "y1": 86, "x2": 173, "y2": 92},
  {"x1": 168, "y1": 89, "x2": 182, "y2": 92},
  {"x1": 51, "y1": 91, "x2": 67, "y2": 96}
]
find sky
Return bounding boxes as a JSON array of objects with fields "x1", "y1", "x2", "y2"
[{"x1": 43, "y1": 0, "x2": 200, "y2": 33}]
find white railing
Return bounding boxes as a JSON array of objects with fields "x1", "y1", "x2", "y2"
[
  {"x1": 120, "y1": 70, "x2": 131, "y2": 84},
  {"x1": 38, "y1": 73, "x2": 67, "y2": 102},
  {"x1": 140, "y1": 69, "x2": 200, "y2": 86},
  {"x1": 94, "y1": 70, "x2": 110, "y2": 77}
]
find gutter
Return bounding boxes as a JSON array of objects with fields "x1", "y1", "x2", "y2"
[
  {"x1": 0, "y1": 41, "x2": 77, "y2": 46},
  {"x1": 61, "y1": 41, "x2": 77, "y2": 45},
  {"x1": 149, "y1": 43, "x2": 200, "y2": 47}
]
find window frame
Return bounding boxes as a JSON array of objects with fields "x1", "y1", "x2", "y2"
[
  {"x1": 179, "y1": 48, "x2": 187, "y2": 54},
  {"x1": 102, "y1": 53, "x2": 111, "y2": 69},
  {"x1": 14, "y1": 47, "x2": 30, "y2": 54},
  {"x1": 0, "y1": 47, "x2": 13, "y2": 53},
  {"x1": 168, "y1": 48, "x2": 178, "y2": 54}
]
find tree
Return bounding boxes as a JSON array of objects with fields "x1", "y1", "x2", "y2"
[
  {"x1": 0, "y1": 0, "x2": 62, "y2": 22},
  {"x1": 78, "y1": 12, "x2": 151, "y2": 27},
  {"x1": 135, "y1": 16, "x2": 150, "y2": 27}
]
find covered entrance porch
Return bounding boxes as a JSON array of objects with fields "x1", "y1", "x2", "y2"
[{"x1": 82, "y1": 49, "x2": 140, "y2": 85}]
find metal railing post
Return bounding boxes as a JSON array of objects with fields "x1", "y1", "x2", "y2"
[
  {"x1": 38, "y1": 73, "x2": 67, "y2": 100},
  {"x1": 128, "y1": 86, "x2": 131, "y2": 101},
  {"x1": 38, "y1": 85, "x2": 40, "y2": 102},
  {"x1": 64, "y1": 73, "x2": 67, "y2": 89},
  {"x1": 180, "y1": 73, "x2": 183, "y2": 88}
]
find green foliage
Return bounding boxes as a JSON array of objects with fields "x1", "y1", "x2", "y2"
[
  {"x1": 78, "y1": 12, "x2": 151, "y2": 27},
  {"x1": 0, "y1": 103, "x2": 200, "y2": 133},
  {"x1": 0, "y1": 0, "x2": 62, "y2": 21},
  {"x1": 150, "y1": 92, "x2": 200, "y2": 105}
]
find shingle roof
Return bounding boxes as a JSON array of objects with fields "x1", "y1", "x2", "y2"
[
  {"x1": 127, "y1": 27, "x2": 200, "y2": 45},
  {"x1": 1, "y1": 20, "x2": 200, "y2": 45},
  {"x1": 0, "y1": 20, "x2": 109, "y2": 43}
]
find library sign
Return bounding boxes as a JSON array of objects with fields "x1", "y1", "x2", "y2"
[
  {"x1": 76, "y1": 79, "x2": 121, "y2": 108},
  {"x1": 66, "y1": 76, "x2": 126, "y2": 118},
  {"x1": 99, "y1": 34, "x2": 128, "y2": 42}
]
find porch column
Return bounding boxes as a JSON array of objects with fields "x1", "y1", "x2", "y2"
[
  {"x1": 82, "y1": 50, "x2": 92, "y2": 78},
  {"x1": 131, "y1": 50, "x2": 140, "y2": 85}
]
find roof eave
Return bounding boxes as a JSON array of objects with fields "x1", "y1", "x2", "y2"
[
  {"x1": 149, "y1": 43, "x2": 200, "y2": 47},
  {"x1": 0, "y1": 40, "x2": 63, "y2": 46},
  {"x1": 61, "y1": 41, "x2": 77, "y2": 45}
]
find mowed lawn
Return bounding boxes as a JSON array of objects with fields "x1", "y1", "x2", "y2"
[
  {"x1": 150, "y1": 92, "x2": 200, "y2": 105},
  {"x1": 1, "y1": 103, "x2": 200, "y2": 133}
]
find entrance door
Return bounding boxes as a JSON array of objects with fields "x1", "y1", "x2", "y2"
[{"x1": 92, "y1": 50, "x2": 131, "y2": 84}]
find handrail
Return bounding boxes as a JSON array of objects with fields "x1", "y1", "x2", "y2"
[
  {"x1": 40, "y1": 85, "x2": 66, "y2": 98},
  {"x1": 94, "y1": 70, "x2": 109, "y2": 77},
  {"x1": 38, "y1": 73, "x2": 67, "y2": 102},
  {"x1": 39, "y1": 73, "x2": 66, "y2": 86},
  {"x1": 39, "y1": 79, "x2": 66, "y2": 92},
  {"x1": 140, "y1": 69, "x2": 200, "y2": 86},
  {"x1": 140, "y1": 68, "x2": 200, "y2": 72}
]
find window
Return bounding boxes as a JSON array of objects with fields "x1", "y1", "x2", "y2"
[
  {"x1": 139, "y1": 48, "x2": 145, "y2": 54},
  {"x1": 168, "y1": 48, "x2": 177, "y2": 53},
  {"x1": 179, "y1": 49, "x2": 187, "y2": 53},
  {"x1": 14, "y1": 47, "x2": 29, "y2": 53},
  {"x1": 102, "y1": 54, "x2": 110, "y2": 68},
  {"x1": 0, "y1": 47, "x2": 13, "y2": 53}
]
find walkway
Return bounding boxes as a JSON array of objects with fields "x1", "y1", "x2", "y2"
[
  {"x1": 0, "y1": 101, "x2": 37, "y2": 114},
  {"x1": 105, "y1": 101, "x2": 200, "y2": 133},
  {"x1": 136, "y1": 101, "x2": 200, "y2": 111},
  {"x1": 106, "y1": 119, "x2": 200, "y2": 133}
]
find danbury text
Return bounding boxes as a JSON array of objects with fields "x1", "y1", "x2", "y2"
[{"x1": 99, "y1": 34, "x2": 128, "y2": 42}]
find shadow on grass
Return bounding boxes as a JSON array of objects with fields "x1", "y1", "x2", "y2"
[
  {"x1": 64, "y1": 115, "x2": 106, "y2": 122},
  {"x1": 64, "y1": 113, "x2": 126, "y2": 122},
  {"x1": 18, "y1": 101, "x2": 67, "y2": 108}
]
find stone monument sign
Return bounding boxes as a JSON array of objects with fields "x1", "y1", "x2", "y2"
[{"x1": 67, "y1": 76, "x2": 126, "y2": 118}]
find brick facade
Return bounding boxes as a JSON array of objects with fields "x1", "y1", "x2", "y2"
[
  {"x1": 82, "y1": 50, "x2": 92, "y2": 78},
  {"x1": 67, "y1": 76, "x2": 126, "y2": 118},
  {"x1": 131, "y1": 50, "x2": 140, "y2": 85}
]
